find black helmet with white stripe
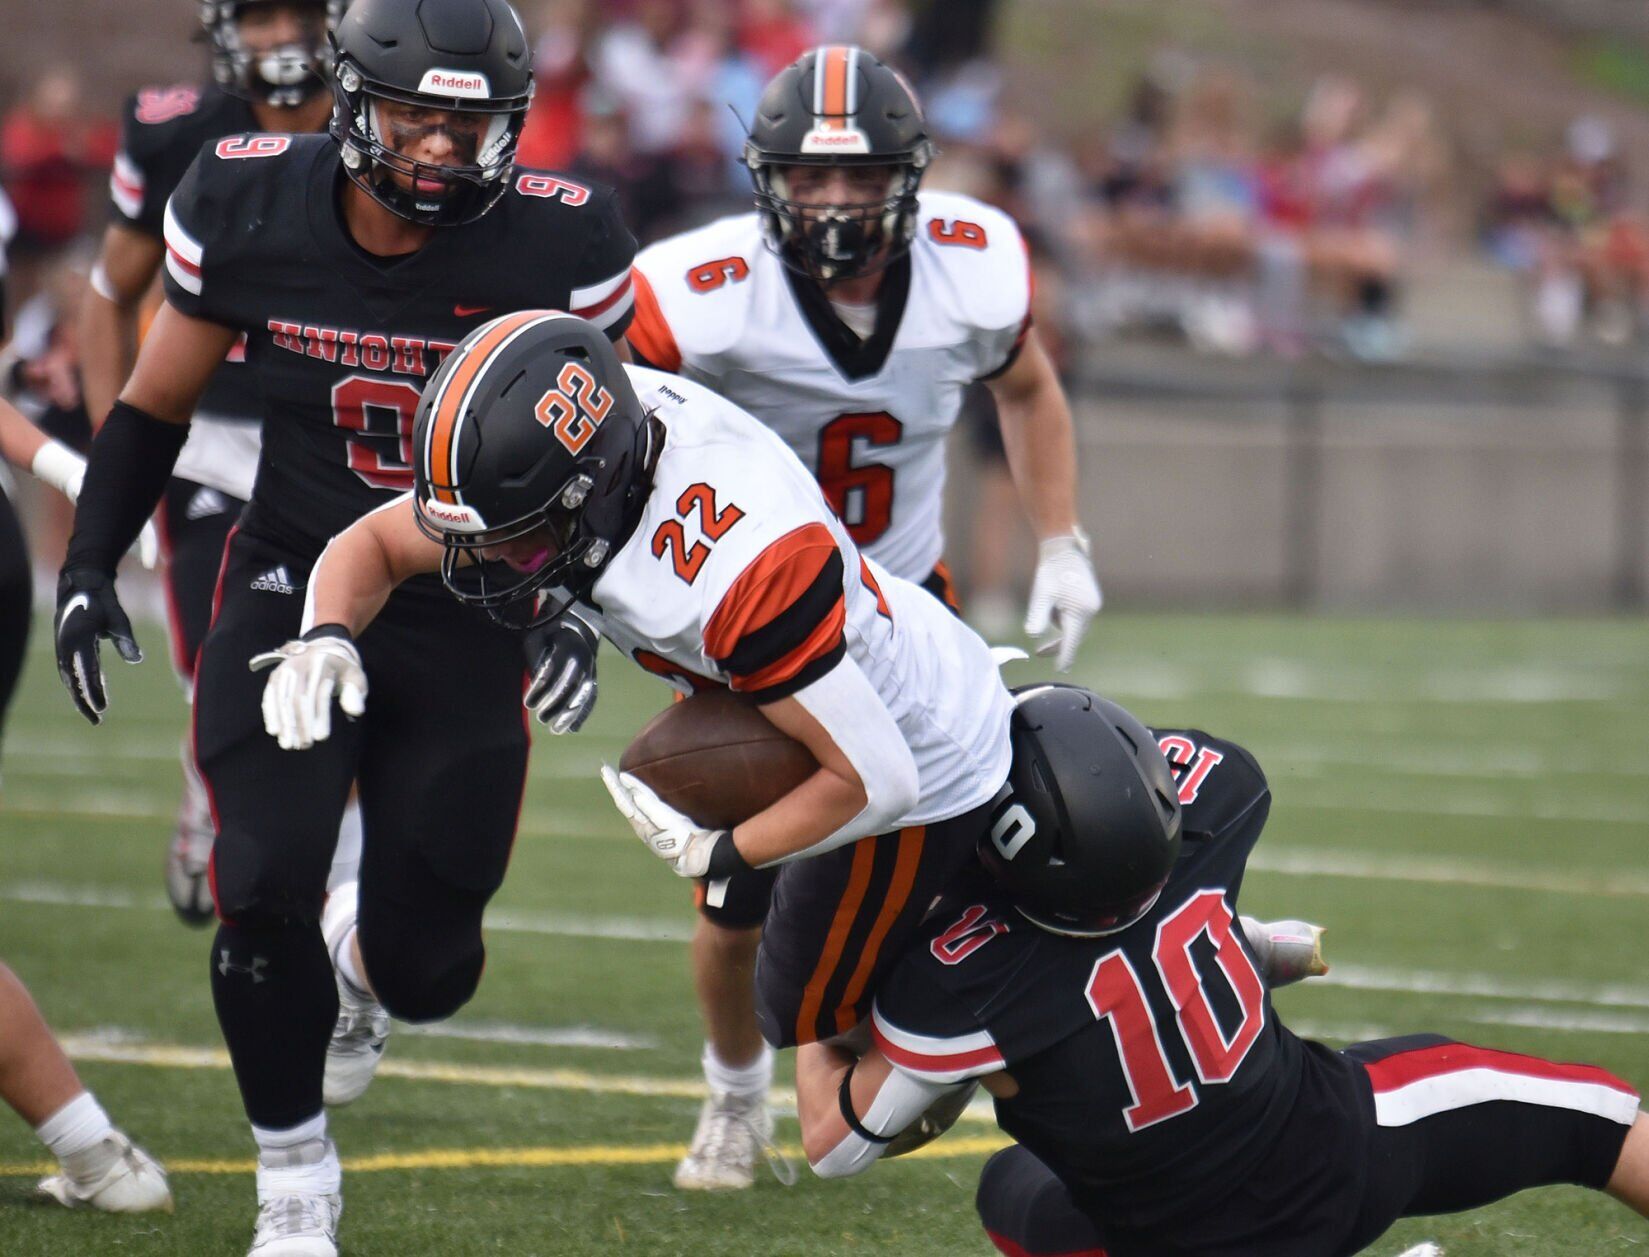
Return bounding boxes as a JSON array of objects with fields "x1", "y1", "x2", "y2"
[
  {"x1": 200, "y1": 0, "x2": 342, "y2": 108},
  {"x1": 329, "y1": 0, "x2": 533, "y2": 226},
  {"x1": 979, "y1": 685, "x2": 1184, "y2": 937},
  {"x1": 744, "y1": 45, "x2": 934, "y2": 282},
  {"x1": 412, "y1": 312, "x2": 656, "y2": 627}
]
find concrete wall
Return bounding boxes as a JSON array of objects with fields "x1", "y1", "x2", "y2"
[{"x1": 945, "y1": 376, "x2": 1649, "y2": 613}]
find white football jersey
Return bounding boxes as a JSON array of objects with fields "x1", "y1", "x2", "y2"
[
  {"x1": 587, "y1": 366, "x2": 1013, "y2": 826},
  {"x1": 629, "y1": 190, "x2": 1032, "y2": 584}
]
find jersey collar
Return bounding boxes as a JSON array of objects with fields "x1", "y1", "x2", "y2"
[{"x1": 784, "y1": 252, "x2": 910, "y2": 383}]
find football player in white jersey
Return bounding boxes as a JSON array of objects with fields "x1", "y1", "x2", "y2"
[
  {"x1": 626, "y1": 45, "x2": 1104, "y2": 1187},
  {"x1": 255, "y1": 314, "x2": 1019, "y2": 1171}
]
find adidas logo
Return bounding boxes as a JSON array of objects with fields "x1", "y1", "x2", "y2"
[
  {"x1": 250, "y1": 565, "x2": 297, "y2": 595},
  {"x1": 186, "y1": 487, "x2": 229, "y2": 521}
]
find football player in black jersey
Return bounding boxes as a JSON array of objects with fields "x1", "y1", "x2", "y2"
[
  {"x1": 52, "y1": 0, "x2": 636, "y2": 1251},
  {"x1": 794, "y1": 686, "x2": 1649, "y2": 1256},
  {"x1": 81, "y1": 1, "x2": 350, "y2": 927}
]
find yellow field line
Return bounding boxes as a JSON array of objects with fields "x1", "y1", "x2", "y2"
[
  {"x1": 56, "y1": 1036, "x2": 999, "y2": 1125},
  {"x1": 0, "y1": 1137, "x2": 1009, "y2": 1178}
]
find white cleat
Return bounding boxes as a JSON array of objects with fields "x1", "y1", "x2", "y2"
[
  {"x1": 673, "y1": 1090, "x2": 793, "y2": 1191},
  {"x1": 248, "y1": 1193, "x2": 341, "y2": 1257},
  {"x1": 165, "y1": 751, "x2": 218, "y2": 926},
  {"x1": 321, "y1": 882, "x2": 388, "y2": 1107},
  {"x1": 37, "y1": 1131, "x2": 174, "y2": 1213}
]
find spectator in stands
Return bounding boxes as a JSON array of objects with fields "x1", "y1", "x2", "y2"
[
  {"x1": 0, "y1": 67, "x2": 115, "y2": 266},
  {"x1": 517, "y1": 0, "x2": 596, "y2": 171}
]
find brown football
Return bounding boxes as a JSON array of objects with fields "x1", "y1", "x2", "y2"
[{"x1": 618, "y1": 689, "x2": 818, "y2": 829}]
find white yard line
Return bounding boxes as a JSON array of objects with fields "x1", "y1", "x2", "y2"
[{"x1": 1247, "y1": 848, "x2": 1649, "y2": 898}]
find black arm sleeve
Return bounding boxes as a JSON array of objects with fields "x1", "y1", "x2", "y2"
[{"x1": 62, "y1": 401, "x2": 189, "y2": 576}]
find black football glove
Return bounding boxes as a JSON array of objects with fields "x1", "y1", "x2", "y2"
[
  {"x1": 55, "y1": 569, "x2": 143, "y2": 725},
  {"x1": 523, "y1": 611, "x2": 598, "y2": 734}
]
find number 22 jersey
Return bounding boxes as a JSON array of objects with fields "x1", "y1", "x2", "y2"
[
  {"x1": 161, "y1": 132, "x2": 636, "y2": 558},
  {"x1": 626, "y1": 190, "x2": 1033, "y2": 583}
]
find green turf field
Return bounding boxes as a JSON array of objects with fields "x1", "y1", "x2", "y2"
[{"x1": 0, "y1": 612, "x2": 1645, "y2": 1256}]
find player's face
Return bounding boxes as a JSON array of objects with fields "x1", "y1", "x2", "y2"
[
  {"x1": 373, "y1": 99, "x2": 492, "y2": 194},
  {"x1": 480, "y1": 527, "x2": 560, "y2": 574},
  {"x1": 234, "y1": 1, "x2": 325, "y2": 56},
  {"x1": 779, "y1": 163, "x2": 898, "y2": 215}
]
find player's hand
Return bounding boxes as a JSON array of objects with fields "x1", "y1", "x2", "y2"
[
  {"x1": 250, "y1": 627, "x2": 368, "y2": 751},
  {"x1": 55, "y1": 569, "x2": 143, "y2": 725},
  {"x1": 1024, "y1": 529, "x2": 1101, "y2": 672},
  {"x1": 523, "y1": 612, "x2": 598, "y2": 734},
  {"x1": 600, "y1": 765, "x2": 725, "y2": 877}
]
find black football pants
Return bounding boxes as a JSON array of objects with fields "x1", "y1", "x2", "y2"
[
  {"x1": 0, "y1": 486, "x2": 30, "y2": 768},
  {"x1": 194, "y1": 525, "x2": 528, "y2": 1128}
]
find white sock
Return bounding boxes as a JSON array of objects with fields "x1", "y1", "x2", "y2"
[
  {"x1": 328, "y1": 801, "x2": 363, "y2": 891},
  {"x1": 702, "y1": 1041, "x2": 772, "y2": 1098},
  {"x1": 252, "y1": 1114, "x2": 339, "y2": 1200},
  {"x1": 332, "y1": 925, "x2": 372, "y2": 1004},
  {"x1": 36, "y1": 1092, "x2": 114, "y2": 1161}
]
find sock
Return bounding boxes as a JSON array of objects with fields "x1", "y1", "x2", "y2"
[
  {"x1": 703, "y1": 1041, "x2": 772, "y2": 1098},
  {"x1": 252, "y1": 1113, "x2": 339, "y2": 1201},
  {"x1": 36, "y1": 1092, "x2": 113, "y2": 1162},
  {"x1": 211, "y1": 920, "x2": 337, "y2": 1130},
  {"x1": 332, "y1": 924, "x2": 372, "y2": 1004},
  {"x1": 328, "y1": 800, "x2": 363, "y2": 891}
]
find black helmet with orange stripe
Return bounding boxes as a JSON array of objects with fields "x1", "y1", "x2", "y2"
[
  {"x1": 744, "y1": 45, "x2": 934, "y2": 282},
  {"x1": 412, "y1": 311, "x2": 657, "y2": 626},
  {"x1": 201, "y1": 1, "x2": 342, "y2": 108}
]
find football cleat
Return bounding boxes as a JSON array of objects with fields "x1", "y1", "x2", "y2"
[
  {"x1": 248, "y1": 1192, "x2": 341, "y2": 1257},
  {"x1": 1240, "y1": 916, "x2": 1329, "y2": 988},
  {"x1": 165, "y1": 748, "x2": 218, "y2": 926},
  {"x1": 321, "y1": 882, "x2": 389, "y2": 1106},
  {"x1": 673, "y1": 1090, "x2": 794, "y2": 1191},
  {"x1": 37, "y1": 1131, "x2": 174, "y2": 1213}
]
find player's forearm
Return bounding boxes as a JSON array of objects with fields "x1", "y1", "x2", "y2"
[
  {"x1": 731, "y1": 767, "x2": 868, "y2": 867},
  {"x1": 301, "y1": 524, "x2": 403, "y2": 637},
  {"x1": 0, "y1": 399, "x2": 49, "y2": 470},
  {"x1": 992, "y1": 344, "x2": 1081, "y2": 540},
  {"x1": 62, "y1": 402, "x2": 189, "y2": 576},
  {"x1": 78, "y1": 290, "x2": 140, "y2": 431}
]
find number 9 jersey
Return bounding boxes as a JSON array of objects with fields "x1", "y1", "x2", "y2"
[
  {"x1": 161, "y1": 132, "x2": 637, "y2": 561},
  {"x1": 625, "y1": 190, "x2": 1033, "y2": 584}
]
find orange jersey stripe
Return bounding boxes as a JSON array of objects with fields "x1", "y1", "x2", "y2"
[
  {"x1": 795, "y1": 837, "x2": 877, "y2": 1044},
  {"x1": 731, "y1": 593, "x2": 845, "y2": 694},
  {"x1": 427, "y1": 310, "x2": 545, "y2": 503},
  {"x1": 627, "y1": 270, "x2": 682, "y2": 373},
  {"x1": 703, "y1": 523, "x2": 840, "y2": 661},
  {"x1": 833, "y1": 826, "x2": 926, "y2": 1034}
]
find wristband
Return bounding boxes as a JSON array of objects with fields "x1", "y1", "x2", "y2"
[
  {"x1": 838, "y1": 1062, "x2": 893, "y2": 1144},
  {"x1": 30, "y1": 441, "x2": 86, "y2": 500},
  {"x1": 301, "y1": 623, "x2": 355, "y2": 644},
  {"x1": 705, "y1": 830, "x2": 752, "y2": 881}
]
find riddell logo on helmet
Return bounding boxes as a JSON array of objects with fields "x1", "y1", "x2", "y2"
[
  {"x1": 801, "y1": 126, "x2": 870, "y2": 155},
  {"x1": 421, "y1": 499, "x2": 487, "y2": 531},
  {"x1": 418, "y1": 69, "x2": 491, "y2": 99}
]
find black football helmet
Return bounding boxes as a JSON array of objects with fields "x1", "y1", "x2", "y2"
[
  {"x1": 329, "y1": 0, "x2": 533, "y2": 226},
  {"x1": 979, "y1": 685, "x2": 1183, "y2": 937},
  {"x1": 413, "y1": 312, "x2": 657, "y2": 627},
  {"x1": 744, "y1": 45, "x2": 934, "y2": 282},
  {"x1": 200, "y1": 0, "x2": 341, "y2": 108}
]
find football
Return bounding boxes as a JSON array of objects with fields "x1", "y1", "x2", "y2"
[{"x1": 618, "y1": 689, "x2": 818, "y2": 829}]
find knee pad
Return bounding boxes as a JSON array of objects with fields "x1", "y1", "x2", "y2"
[{"x1": 209, "y1": 825, "x2": 329, "y2": 925}]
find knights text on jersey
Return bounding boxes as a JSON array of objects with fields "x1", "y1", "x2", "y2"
[
  {"x1": 160, "y1": 134, "x2": 636, "y2": 557},
  {"x1": 870, "y1": 730, "x2": 1305, "y2": 1230},
  {"x1": 112, "y1": 83, "x2": 264, "y2": 434},
  {"x1": 627, "y1": 191, "x2": 1033, "y2": 582},
  {"x1": 587, "y1": 366, "x2": 1013, "y2": 826}
]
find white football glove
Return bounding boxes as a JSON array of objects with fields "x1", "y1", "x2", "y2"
[
  {"x1": 31, "y1": 440, "x2": 160, "y2": 569},
  {"x1": 600, "y1": 765, "x2": 724, "y2": 878},
  {"x1": 249, "y1": 629, "x2": 368, "y2": 751},
  {"x1": 1024, "y1": 528, "x2": 1102, "y2": 672}
]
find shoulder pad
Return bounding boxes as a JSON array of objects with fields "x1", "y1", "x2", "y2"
[
  {"x1": 632, "y1": 215, "x2": 765, "y2": 369},
  {"x1": 913, "y1": 191, "x2": 1031, "y2": 333}
]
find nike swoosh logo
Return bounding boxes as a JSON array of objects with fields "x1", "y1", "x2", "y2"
[
  {"x1": 453, "y1": 304, "x2": 492, "y2": 317},
  {"x1": 58, "y1": 593, "x2": 91, "y2": 629}
]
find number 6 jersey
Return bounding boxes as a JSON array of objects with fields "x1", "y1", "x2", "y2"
[
  {"x1": 584, "y1": 366, "x2": 1014, "y2": 827},
  {"x1": 626, "y1": 190, "x2": 1033, "y2": 583},
  {"x1": 161, "y1": 132, "x2": 636, "y2": 559}
]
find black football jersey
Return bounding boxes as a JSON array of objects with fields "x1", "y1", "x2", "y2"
[
  {"x1": 111, "y1": 83, "x2": 262, "y2": 426},
  {"x1": 872, "y1": 728, "x2": 1307, "y2": 1232},
  {"x1": 160, "y1": 133, "x2": 637, "y2": 557}
]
